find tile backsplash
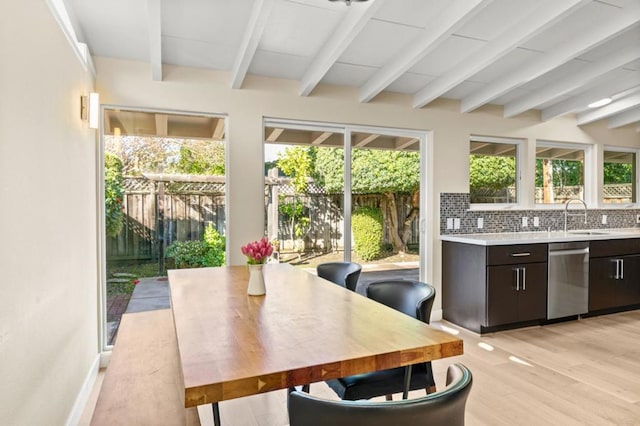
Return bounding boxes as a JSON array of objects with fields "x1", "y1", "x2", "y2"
[{"x1": 440, "y1": 193, "x2": 640, "y2": 234}]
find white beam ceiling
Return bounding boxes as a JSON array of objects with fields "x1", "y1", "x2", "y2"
[
  {"x1": 608, "y1": 107, "x2": 640, "y2": 129},
  {"x1": 413, "y1": 0, "x2": 588, "y2": 109},
  {"x1": 65, "y1": 0, "x2": 640, "y2": 127},
  {"x1": 461, "y1": 2, "x2": 640, "y2": 113},
  {"x1": 147, "y1": 0, "x2": 162, "y2": 81},
  {"x1": 504, "y1": 44, "x2": 640, "y2": 118},
  {"x1": 541, "y1": 75, "x2": 640, "y2": 121},
  {"x1": 231, "y1": 0, "x2": 275, "y2": 90},
  {"x1": 359, "y1": 0, "x2": 493, "y2": 103},
  {"x1": 299, "y1": 0, "x2": 385, "y2": 97},
  {"x1": 577, "y1": 93, "x2": 640, "y2": 125}
]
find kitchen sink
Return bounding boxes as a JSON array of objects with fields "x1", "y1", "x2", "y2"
[{"x1": 568, "y1": 230, "x2": 609, "y2": 235}]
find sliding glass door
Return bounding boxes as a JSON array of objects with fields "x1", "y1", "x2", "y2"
[
  {"x1": 100, "y1": 107, "x2": 226, "y2": 347},
  {"x1": 263, "y1": 119, "x2": 427, "y2": 292}
]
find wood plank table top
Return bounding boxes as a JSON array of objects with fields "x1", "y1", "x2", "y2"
[{"x1": 169, "y1": 264, "x2": 463, "y2": 408}]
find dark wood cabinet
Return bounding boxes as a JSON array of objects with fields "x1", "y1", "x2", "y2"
[
  {"x1": 589, "y1": 240, "x2": 640, "y2": 312},
  {"x1": 487, "y1": 263, "x2": 547, "y2": 327},
  {"x1": 443, "y1": 241, "x2": 547, "y2": 333}
]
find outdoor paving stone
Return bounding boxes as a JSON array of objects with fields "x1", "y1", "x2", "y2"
[
  {"x1": 125, "y1": 297, "x2": 171, "y2": 313},
  {"x1": 131, "y1": 279, "x2": 169, "y2": 298}
]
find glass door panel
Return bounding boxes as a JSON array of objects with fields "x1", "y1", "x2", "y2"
[
  {"x1": 349, "y1": 131, "x2": 421, "y2": 288},
  {"x1": 102, "y1": 108, "x2": 226, "y2": 346},
  {"x1": 264, "y1": 124, "x2": 345, "y2": 266}
]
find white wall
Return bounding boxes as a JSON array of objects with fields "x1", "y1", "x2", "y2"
[
  {"x1": 0, "y1": 1, "x2": 99, "y2": 424},
  {"x1": 95, "y1": 57, "x2": 640, "y2": 313}
]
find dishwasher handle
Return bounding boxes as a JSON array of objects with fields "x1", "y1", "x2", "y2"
[{"x1": 548, "y1": 248, "x2": 590, "y2": 257}]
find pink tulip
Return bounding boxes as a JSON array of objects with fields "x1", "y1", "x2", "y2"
[{"x1": 241, "y1": 237, "x2": 274, "y2": 264}]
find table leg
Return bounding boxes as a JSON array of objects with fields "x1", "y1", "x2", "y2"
[
  {"x1": 212, "y1": 402, "x2": 221, "y2": 426},
  {"x1": 402, "y1": 365, "x2": 413, "y2": 400}
]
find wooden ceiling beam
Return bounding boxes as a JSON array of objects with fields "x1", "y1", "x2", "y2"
[
  {"x1": 505, "y1": 44, "x2": 640, "y2": 118},
  {"x1": 353, "y1": 134, "x2": 379, "y2": 148},
  {"x1": 230, "y1": 0, "x2": 275, "y2": 89},
  {"x1": 147, "y1": 0, "x2": 162, "y2": 81},
  {"x1": 266, "y1": 128, "x2": 284, "y2": 142},
  {"x1": 461, "y1": 1, "x2": 640, "y2": 113},
  {"x1": 414, "y1": 0, "x2": 588, "y2": 109},
  {"x1": 541, "y1": 73, "x2": 640, "y2": 121},
  {"x1": 212, "y1": 118, "x2": 225, "y2": 140},
  {"x1": 608, "y1": 106, "x2": 640, "y2": 129},
  {"x1": 360, "y1": 0, "x2": 492, "y2": 103},
  {"x1": 311, "y1": 132, "x2": 333, "y2": 146},
  {"x1": 578, "y1": 93, "x2": 640, "y2": 125},
  {"x1": 155, "y1": 114, "x2": 168, "y2": 136},
  {"x1": 299, "y1": 0, "x2": 384, "y2": 96}
]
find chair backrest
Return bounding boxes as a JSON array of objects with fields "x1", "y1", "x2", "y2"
[
  {"x1": 365, "y1": 280, "x2": 435, "y2": 324},
  {"x1": 288, "y1": 363, "x2": 473, "y2": 426},
  {"x1": 317, "y1": 262, "x2": 362, "y2": 292}
]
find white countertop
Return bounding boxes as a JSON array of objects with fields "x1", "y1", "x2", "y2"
[{"x1": 440, "y1": 228, "x2": 640, "y2": 246}]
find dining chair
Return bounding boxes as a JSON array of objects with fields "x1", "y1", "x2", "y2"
[
  {"x1": 316, "y1": 262, "x2": 362, "y2": 292},
  {"x1": 289, "y1": 363, "x2": 472, "y2": 426},
  {"x1": 326, "y1": 279, "x2": 437, "y2": 400}
]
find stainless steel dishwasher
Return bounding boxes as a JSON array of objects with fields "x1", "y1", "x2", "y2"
[{"x1": 548, "y1": 241, "x2": 589, "y2": 320}]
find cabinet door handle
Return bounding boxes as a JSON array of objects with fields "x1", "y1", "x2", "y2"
[
  {"x1": 621, "y1": 259, "x2": 624, "y2": 280},
  {"x1": 510, "y1": 252, "x2": 531, "y2": 257},
  {"x1": 514, "y1": 267, "x2": 520, "y2": 291},
  {"x1": 522, "y1": 267, "x2": 526, "y2": 291},
  {"x1": 614, "y1": 259, "x2": 621, "y2": 280}
]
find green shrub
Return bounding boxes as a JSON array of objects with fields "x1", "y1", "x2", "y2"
[
  {"x1": 165, "y1": 241, "x2": 212, "y2": 269},
  {"x1": 203, "y1": 223, "x2": 226, "y2": 267},
  {"x1": 165, "y1": 224, "x2": 226, "y2": 268},
  {"x1": 104, "y1": 152, "x2": 125, "y2": 237},
  {"x1": 352, "y1": 206, "x2": 383, "y2": 261}
]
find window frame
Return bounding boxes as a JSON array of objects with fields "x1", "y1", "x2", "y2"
[
  {"x1": 468, "y1": 135, "x2": 523, "y2": 211},
  {"x1": 601, "y1": 145, "x2": 640, "y2": 208},
  {"x1": 534, "y1": 140, "x2": 594, "y2": 209}
]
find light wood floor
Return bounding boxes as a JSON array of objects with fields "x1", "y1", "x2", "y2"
[{"x1": 82, "y1": 310, "x2": 640, "y2": 425}]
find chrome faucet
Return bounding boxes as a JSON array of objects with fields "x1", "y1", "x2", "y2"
[{"x1": 564, "y1": 198, "x2": 588, "y2": 233}]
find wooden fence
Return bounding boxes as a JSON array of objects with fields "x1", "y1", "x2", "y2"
[{"x1": 107, "y1": 175, "x2": 420, "y2": 263}]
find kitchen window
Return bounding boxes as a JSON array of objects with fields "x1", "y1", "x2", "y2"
[
  {"x1": 469, "y1": 136, "x2": 521, "y2": 206},
  {"x1": 535, "y1": 141, "x2": 592, "y2": 205},
  {"x1": 603, "y1": 148, "x2": 637, "y2": 205}
]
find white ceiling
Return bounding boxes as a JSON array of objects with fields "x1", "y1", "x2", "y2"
[{"x1": 64, "y1": 0, "x2": 640, "y2": 128}]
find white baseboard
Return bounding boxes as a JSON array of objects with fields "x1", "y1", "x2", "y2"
[
  {"x1": 65, "y1": 354, "x2": 100, "y2": 426},
  {"x1": 99, "y1": 350, "x2": 111, "y2": 368},
  {"x1": 431, "y1": 308, "x2": 443, "y2": 322}
]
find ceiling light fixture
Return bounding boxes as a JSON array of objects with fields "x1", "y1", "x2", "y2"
[
  {"x1": 587, "y1": 97, "x2": 612, "y2": 108},
  {"x1": 328, "y1": 0, "x2": 369, "y2": 5}
]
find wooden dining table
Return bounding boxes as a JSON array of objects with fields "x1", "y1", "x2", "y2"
[{"x1": 169, "y1": 263, "x2": 463, "y2": 424}]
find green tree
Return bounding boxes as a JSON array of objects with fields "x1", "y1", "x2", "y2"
[
  {"x1": 604, "y1": 163, "x2": 633, "y2": 184},
  {"x1": 104, "y1": 152, "x2": 125, "y2": 237},
  {"x1": 173, "y1": 142, "x2": 225, "y2": 175},
  {"x1": 305, "y1": 147, "x2": 420, "y2": 253},
  {"x1": 535, "y1": 159, "x2": 582, "y2": 187},
  {"x1": 276, "y1": 146, "x2": 316, "y2": 192},
  {"x1": 469, "y1": 155, "x2": 516, "y2": 190}
]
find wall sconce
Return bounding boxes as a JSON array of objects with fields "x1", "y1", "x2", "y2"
[{"x1": 80, "y1": 92, "x2": 100, "y2": 129}]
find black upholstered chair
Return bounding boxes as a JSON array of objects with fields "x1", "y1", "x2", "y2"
[
  {"x1": 316, "y1": 262, "x2": 362, "y2": 292},
  {"x1": 326, "y1": 280, "x2": 437, "y2": 400},
  {"x1": 289, "y1": 363, "x2": 472, "y2": 426}
]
